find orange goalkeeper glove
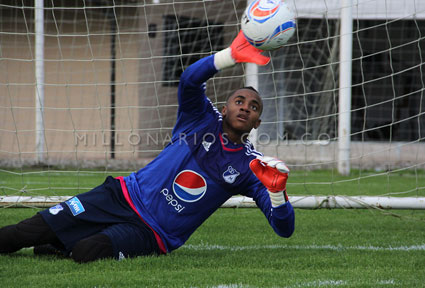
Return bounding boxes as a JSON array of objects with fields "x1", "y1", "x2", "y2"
[
  {"x1": 214, "y1": 30, "x2": 270, "y2": 70},
  {"x1": 249, "y1": 156, "x2": 289, "y2": 207}
]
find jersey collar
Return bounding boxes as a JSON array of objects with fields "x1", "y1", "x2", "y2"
[{"x1": 219, "y1": 133, "x2": 244, "y2": 152}]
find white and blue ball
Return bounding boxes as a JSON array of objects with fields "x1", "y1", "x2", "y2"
[{"x1": 241, "y1": 0, "x2": 296, "y2": 50}]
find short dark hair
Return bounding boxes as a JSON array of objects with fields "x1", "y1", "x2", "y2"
[
  {"x1": 241, "y1": 86, "x2": 259, "y2": 94},
  {"x1": 225, "y1": 86, "x2": 260, "y2": 101}
]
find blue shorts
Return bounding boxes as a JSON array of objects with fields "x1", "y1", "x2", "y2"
[{"x1": 39, "y1": 176, "x2": 160, "y2": 259}]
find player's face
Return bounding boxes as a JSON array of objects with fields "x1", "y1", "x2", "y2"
[{"x1": 221, "y1": 88, "x2": 262, "y2": 136}]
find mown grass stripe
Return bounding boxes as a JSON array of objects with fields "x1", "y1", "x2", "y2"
[{"x1": 183, "y1": 243, "x2": 425, "y2": 251}]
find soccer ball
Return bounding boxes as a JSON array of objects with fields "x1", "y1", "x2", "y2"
[{"x1": 241, "y1": 0, "x2": 296, "y2": 50}]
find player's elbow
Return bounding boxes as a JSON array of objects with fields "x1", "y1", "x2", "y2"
[{"x1": 272, "y1": 213, "x2": 295, "y2": 238}]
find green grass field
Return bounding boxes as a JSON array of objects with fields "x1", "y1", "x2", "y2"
[
  {"x1": 1, "y1": 167, "x2": 424, "y2": 197},
  {"x1": 1, "y1": 169, "x2": 425, "y2": 287}
]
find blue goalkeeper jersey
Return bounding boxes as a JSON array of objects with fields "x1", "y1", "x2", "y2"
[{"x1": 124, "y1": 55, "x2": 294, "y2": 252}]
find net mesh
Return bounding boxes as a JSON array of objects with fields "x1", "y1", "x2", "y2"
[{"x1": 0, "y1": 0, "x2": 424, "y2": 209}]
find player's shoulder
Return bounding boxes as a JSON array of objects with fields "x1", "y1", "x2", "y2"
[
  {"x1": 204, "y1": 97, "x2": 222, "y2": 122},
  {"x1": 243, "y1": 139, "x2": 263, "y2": 158}
]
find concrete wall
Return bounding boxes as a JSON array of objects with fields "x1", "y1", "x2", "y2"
[{"x1": 0, "y1": 2, "x2": 246, "y2": 168}]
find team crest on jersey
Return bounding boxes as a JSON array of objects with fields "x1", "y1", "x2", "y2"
[
  {"x1": 49, "y1": 204, "x2": 63, "y2": 215},
  {"x1": 222, "y1": 166, "x2": 240, "y2": 184},
  {"x1": 173, "y1": 170, "x2": 207, "y2": 202}
]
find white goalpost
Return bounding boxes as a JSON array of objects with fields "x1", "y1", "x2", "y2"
[
  {"x1": 0, "y1": 0, "x2": 424, "y2": 210},
  {"x1": 338, "y1": 0, "x2": 353, "y2": 176},
  {"x1": 35, "y1": 0, "x2": 45, "y2": 164}
]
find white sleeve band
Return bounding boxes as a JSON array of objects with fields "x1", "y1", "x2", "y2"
[
  {"x1": 268, "y1": 190, "x2": 286, "y2": 208},
  {"x1": 214, "y1": 48, "x2": 236, "y2": 70}
]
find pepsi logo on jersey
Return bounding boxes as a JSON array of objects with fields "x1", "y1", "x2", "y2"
[
  {"x1": 173, "y1": 170, "x2": 207, "y2": 202},
  {"x1": 159, "y1": 188, "x2": 185, "y2": 213},
  {"x1": 159, "y1": 170, "x2": 208, "y2": 213}
]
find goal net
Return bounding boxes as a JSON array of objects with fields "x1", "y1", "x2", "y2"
[{"x1": 0, "y1": 0, "x2": 424, "y2": 210}]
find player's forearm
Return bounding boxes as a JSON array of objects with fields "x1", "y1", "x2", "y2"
[
  {"x1": 177, "y1": 55, "x2": 218, "y2": 111},
  {"x1": 179, "y1": 55, "x2": 218, "y2": 90},
  {"x1": 269, "y1": 201, "x2": 295, "y2": 238}
]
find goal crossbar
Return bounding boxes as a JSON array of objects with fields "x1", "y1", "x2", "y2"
[{"x1": 1, "y1": 196, "x2": 425, "y2": 210}]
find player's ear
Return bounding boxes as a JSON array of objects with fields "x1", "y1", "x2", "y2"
[
  {"x1": 254, "y1": 118, "x2": 261, "y2": 129},
  {"x1": 221, "y1": 105, "x2": 227, "y2": 117}
]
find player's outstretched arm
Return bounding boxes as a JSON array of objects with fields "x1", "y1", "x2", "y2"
[
  {"x1": 214, "y1": 30, "x2": 270, "y2": 70},
  {"x1": 176, "y1": 30, "x2": 270, "y2": 117},
  {"x1": 179, "y1": 30, "x2": 270, "y2": 90},
  {"x1": 249, "y1": 156, "x2": 294, "y2": 238},
  {"x1": 249, "y1": 156, "x2": 289, "y2": 207}
]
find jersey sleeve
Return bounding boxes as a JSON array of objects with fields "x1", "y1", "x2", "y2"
[
  {"x1": 244, "y1": 178, "x2": 295, "y2": 238},
  {"x1": 172, "y1": 55, "x2": 219, "y2": 136}
]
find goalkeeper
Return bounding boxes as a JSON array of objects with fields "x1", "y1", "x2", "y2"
[{"x1": 0, "y1": 31, "x2": 295, "y2": 263}]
